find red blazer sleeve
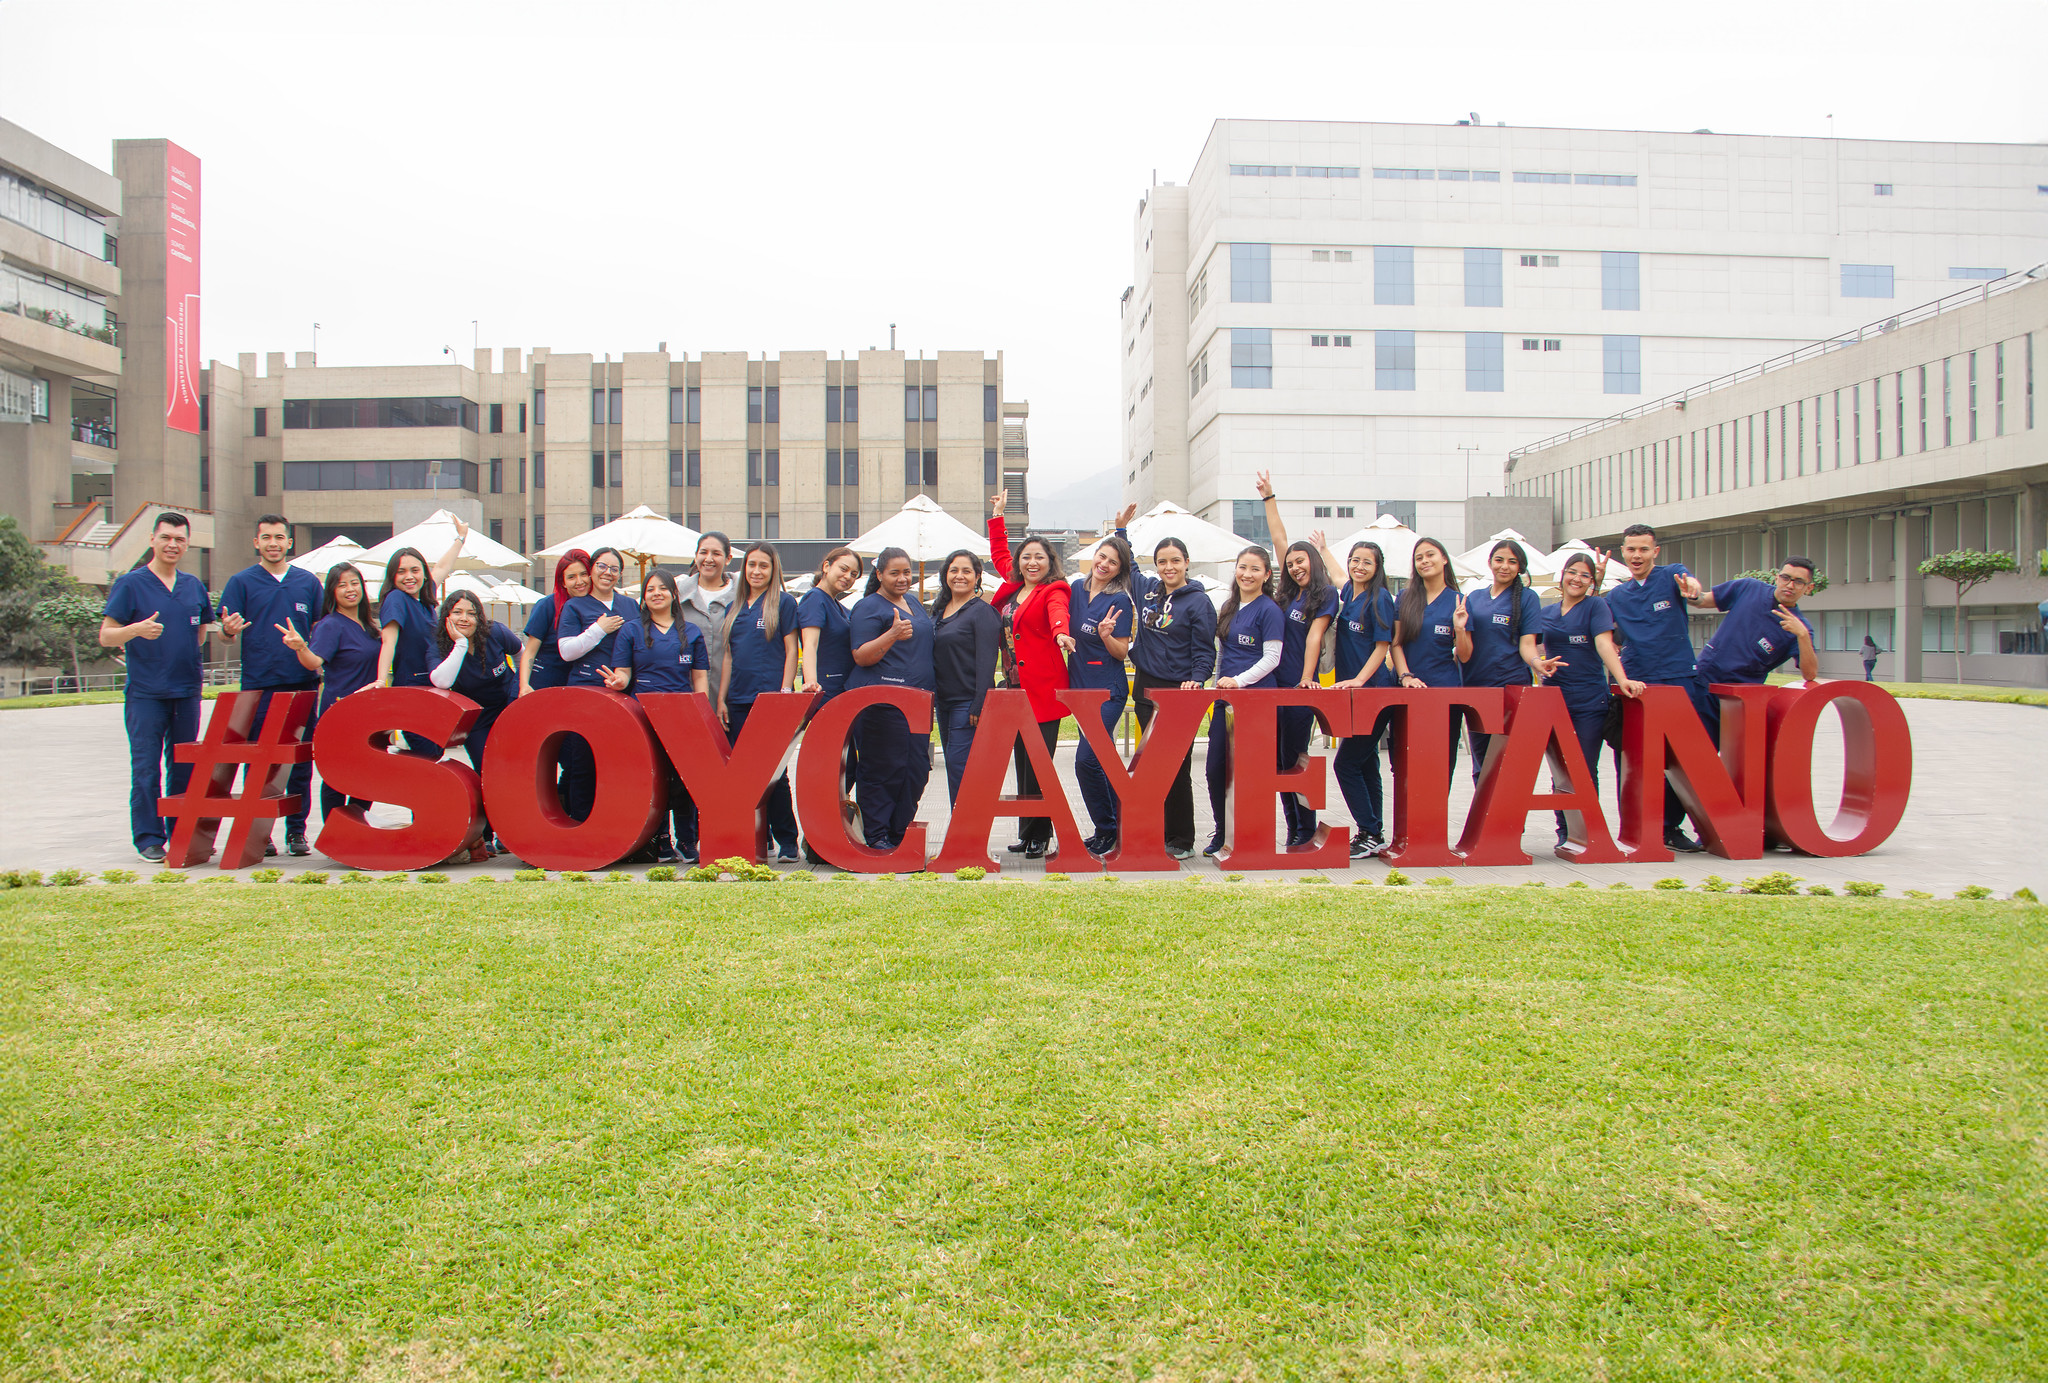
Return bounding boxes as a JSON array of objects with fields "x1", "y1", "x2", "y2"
[
  {"x1": 988, "y1": 516, "x2": 1024, "y2": 607},
  {"x1": 1045, "y1": 578, "x2": 1071, "y2": 638}
]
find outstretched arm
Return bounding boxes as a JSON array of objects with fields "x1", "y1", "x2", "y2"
[
  {"x1": 1255, "y1": 471, "x2": 1288, "y2": 552},
  {"x1": 430, "y1": 517, "x2": 470, "y2": 587}
]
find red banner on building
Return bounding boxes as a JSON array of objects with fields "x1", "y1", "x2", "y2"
[{"x1": 163, "y1": 142, "x2": 202, "y2": 435}]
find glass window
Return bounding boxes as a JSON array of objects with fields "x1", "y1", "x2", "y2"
[
  {"x1": 923, "y1": 450, "x2": 937, "y2": 486},
  {"x1": 489, "y1": 519, "x2": 503, "y2": 544},
  {"x1": 489, "y1": 403, "x2": 503, "y2": 434},
  {"x1": 985, "y1": 447, "x2": 999, "y2": 485},
  {"x1": 669, "y1": 387, "x2": 689, "y2": 424},
  {"x1": 924, "y1": 385, "x2": 937, "y2": 420},
  {"x1": 490, "y1": 458, "x2": 502, "y2": 493},
  {"x1": 669, "y1": 451, "x2": 686, "y2": 488},
  {"x1": 687, "y1": 450, "x2": 701, "y2": 486},
  {"x1": 1949, "y1": 266, "x2": 2007, "y2": 280},
  {"x1": 253, "y1": 462, "x2": 267, "y2": 497},
  {"x1": 1372, "y1": 168, "x2": 1432, "y2": 180},
  {"x1": 591, "y1": 387, "x2": 622, "y2": 424},
  {"x1": 749, "y1": 387, "x2": 764, "y2": 424},
  {"x1": 764, "y1": 386, "x2": 779, "y2": 424},
  {"x1": 1296, "y1": 165, "x2": 1360, "y2": 178},
  {"x1": 1332, "y1": 334, "x2": 1351, "y2": 347},
  {"x1": 1841, "y1": 264, "x2": 1894, "y2": 298},
  {"x1": 1374, "y1": 246, "x2": 1414, "y2": 306},
  {"x1": 1375, "y1": 331, "x2": 1416, "y2": 390},
  {"x1": 1513, "y1": 171, "x2": 1571, "y2": 184},
  {"x1": 518, "y1": 402, "x2": 526, "y2": 433},
  {"x1": 984, "y1": 384, "x2": 997, "y2": 421},
  {"x1": 1465, "y1": 333, "x2": 1504, "y2": 391},
  {"x1": 687, "y1": 387, "x2": 700, "y2": 424},
  {"x1": 533, "y1": 452, "x2": 546, "y2": 488},
  {"x1": 826, "y1": 385, "x2": 842, "y2": 423},
  {"x1": 1230, "y1": 243, "x2": 1271, "y2": 303},
  {"x1": 1464, "y1": 248, "x2": 1502, "y2": 307},
  {"x1": 1231, "y1": 499, "x2": 1273, "y2": 544},
  {"x1": 1601, "y1": 251, "x2": 1641, "y2": 310},
  {"x1": 534, "y1": 391, "x2": 546, "y2": 425},
  {"x1": 842, "y1": 385, "x2": 858, "y2": 423},
  {"x1": 904, "y1": 386, "x2": 920, "y2": 420},
  {"x1": 1603, "y1": 335, "x2": 1641, "y2": 394},
  {"x1": 252, "y1": 407, "x2": 266, "y2": 437},
  {"x1": 1230, "y1": 328, "x2": 1272, "y2": 388},
  {"x1": 1188, "y1": 349, "x2": 1208, "y2": 398},
  {"x1": 904, "y1": 449, "x2": 919, "y2": 486},
  {"x1": 1574, "y1": 173, "x2": 1637, "y2": 187},
  {"x1": 1439, "y1": 169, "x2": 1471, "y2": 182},
  {"x1": 1229, "y1": 164, "x2": 1292, "y2": 177},
  {"x1": 1874, "y1": 183, "x2": 1894, "y2": 196},
  {"x1": 283, "y1": 397, "x2": 481, "y2": 430},
  {"x1": 518, "y1": 457, "x2": 526, "y2": 492}
]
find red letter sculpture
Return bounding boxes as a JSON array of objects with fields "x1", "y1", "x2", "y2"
[
  {"x1": 928, "y1": 689, "x2": 1093, "y2": 873},
  {"x1": 1212, "y1": 688, "x2": 1351, "y2": 871},
  {"x1": 643, "y1": 690, "x2": 815, "y2": 865},
  {"x1": 1060, "y1": 687, "x2": 1215, "y2": 871},
  {"x1": 1614, "y1": 684, "x2": 1774, "y2": 861},
  {"x1": 1762, "y1": 681, "x2": 1912, "y2": 856},
  {"x1": 1371, "y1": 686, "x2": 1504, "y2": 869},
  {"x1": 1457, "y1": 685, "x2": 1626, "y2": 865},
  {"x1": 311, "y1": 687, "x2": 484, "y2": 870},
  {"x1": 481, "y1": 687, "x2": 664, "y2": 870},
  {"x1": 792, "y1": 686, "x2": 929, "y2": 872},
  {"x1": 160, "y1": 688, "x2": 317, "y2": 869}
]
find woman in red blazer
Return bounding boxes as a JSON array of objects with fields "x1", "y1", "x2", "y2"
[{"x1": 988, "y1": 488, "x2": 1074, "y2": 858}]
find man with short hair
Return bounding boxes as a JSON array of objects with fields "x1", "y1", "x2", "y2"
[
  {"x1": 100, "y1": 513, "x2": 215, "y2": 862},
  {"x1": 1686, "y1": 557, "x2": 1821, "y2": 739},
  {"x1": 216, "y1": 515, "x2": 326, "y2": 855},
  {"x1": 1598, "y1": 523, "x2": 1709, "y2": 852}
]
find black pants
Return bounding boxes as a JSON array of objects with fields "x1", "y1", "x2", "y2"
[
  {"x1": 1132, "y1": 671, "x2": 1197, "y2": 851},
  {"x1": 855, "y1": 705, "x2": 931, "y2": 849},
  {"x1": 1012, "y1": 718, "x2": 1063, "y2": 845},
  {"x1": 727, "y1": 699, "x2": 799, "y2": 853},
  {"x1": 242, "y1": 681, "x2": 321, "y2": 836}
]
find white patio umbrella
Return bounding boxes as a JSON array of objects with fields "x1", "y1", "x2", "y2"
[
  {"x1": 359, "y1": 508, "x2": 528, "y2": 575},
  {"x1": 289, "y1": 534, "x2": 368, "y2": 578},
  {"x1": 1455, "y1": 528, "x2": 1561, "y2": 582},
  {"x1": 445, "y1": 572, "x2": 542, "y2": 625},
  {"x1": 1072, "y1": 500, "x2": 1250, "y2": 566},
  {"x1": 1548, "y1": 539, "x2": 1633, "y2": 592},
  {"x1": 847, "y1": 495, "x2": 987, "y2": 584},
  {"x1": 915, "y1": 568, "x2": 1004, "y2": 598},
  {"x1": 537, "y1": 504, "x2": 702, "y2": 586}
]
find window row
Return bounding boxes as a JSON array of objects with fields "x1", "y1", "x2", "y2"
[
  {"x1": 643, "y1": 382, "x2": 991, "y2": 427},
  {"x1": 283, "y1": 460, "x2": 480, "y2": 492},
  {"x1": 0, "y1": 170, "x2": 110, "y2": 259},
  {"x1": 282, "y1": 397, "x2": 479, "y2": 430},
  {"x1": 0, "y1": 262, "x2": 115, "y2": 342},
  {"x1": 1372, "y1": 168, "x2": 1503, "y2": 182},
  {"x1": 1206, "y1": 329, "x2": 1641, "y2": 394},
  {"x1": 1230, "y1": 164, "x2": 1361, "y2": 177}
]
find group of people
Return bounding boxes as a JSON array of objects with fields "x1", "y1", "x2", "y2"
[{"x1": 104, "y1": 493, "x2": 1822, "y2": 865}]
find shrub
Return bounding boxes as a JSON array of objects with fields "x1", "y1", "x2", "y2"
[
  {"x1": 513, "y1": 869, "x2": 547, "y2": 882},
  {"x1": 683, "y1": 866, "x2": 719, "y2": 882},
  {"x1": 1522, "y1": 879, "x2": 1548, "y2": 887},
  {"x1": 378, "y1": 874, "x2": 408, "y2": 884},
  {"x1": 1184, "y1": 874, "x2": 1205, "y2": 884},
  {"x1": 783, "y1": 870, "x2": 817, "y2": 883},
  {"x1": 1423, "y1": 876, "x2": 1454, "y2": 887},
  {"x1": 645, "y1": 866, "x2": 677, "y2": 882},
  {"x1": 1903, "y1": 889, "x2": 1933, "y2": 900},
  {"x1": 561, "y1": 871, "x2": 591, "y2": 883},
  {"x1": 1607, "y1": 881, "x2": 1632, "y2": 890},
  {"x1": 712, "y1": 857, "x2": 752, "y2": 877},
  {"x1": 291, "y1": 871, "x2": 329, "y2": 885},
  {"x1": 469, "y1": 875, "x2": 496, "y2": 885},
  {"x1": 249, "y1": 867, "x2": 284, "y2": 884},
  {"x1": 830, "y1": 870, "x2": 859, "y2": 881},
  {"x1": 47, "y1": 869, "x2": 88, "y2": 887},
  {"x1": 1955, "y1": 884, "x2": 1992, "y2": 900},
  {"x1": 2015, "y1": 887, "x2": 2039, "y2": 903},
  {"x1": 197, "y1": 875, "x2": 235, "y2": 885},
  {"x1": 1566, "y1": 880, "x2": 1589, "y2": 888},
  {"x1": 905, "y1": 870, "x2": 939, "y2": 882},
  {"x1": 1740, "y1": 871, "x2": 1803, "y2": 896},
  {"x1": 1222, "y1": 873, "x2": 1244, "y2": 883},
  {"x1": 1098, "y1": 874, "x2": 1120, "y2": 884},
  {"x1": 1044, "y1": 872, "x2": 1071, "y2": 883},
  {"x1": 2, "y1": 870, "x2": 43, "y2": 889},
  {"x1": 953, "y1": 866, "x2": 987, "y2": 881},
  {"x1": 418, "y1": 873, "x2": 450, "y2": 884},
  {"x1": 151, "y1": 871, "x2": 187, "y2": 884},
  {"x1": 1299, "y1": 875, "x2": 1332, "y2": 885},
  {"x1": 1699, "y1": 875, "x2": 1731, "y2": 893},
  {"x1": 1843, "y1": 880, "x2": 1885, "y2": 897},
  {"x1": 1353, "y1": 877, "x2": 1374, "y2": 886},
  {"x1": 1382, "y1": 869, "x2": 1411, "y2": 886},
  {"x1": 1806, "y1": 884, "x2": 1835, "y2": 896},
  {"x1": 1653, "y1": 878, "x2": 1687, "y2": 890},
  {"x1": 339, "y1": 871, "x2": 374, "y2": 884},
  {"x1": 604, "y1": 871, "x2": 631, "y2": 884},
  {"x1": 100, "y1": 868, "x2": 137, "y2": 885}
]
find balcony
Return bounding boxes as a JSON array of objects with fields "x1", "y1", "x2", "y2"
[{"x1": 0, "y1": 301, "x2": 120, "y2": 382}]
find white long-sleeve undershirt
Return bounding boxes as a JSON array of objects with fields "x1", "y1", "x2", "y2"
[
  {"x1": 1234, "y1": 637, "x2": 1283, "y2": 686},
  {"x1": 556, "y1": 593, "x2": 617, "y2": 661},
  {"x1": 429, "y1": 641, "x2": 467, "y2": 689}
]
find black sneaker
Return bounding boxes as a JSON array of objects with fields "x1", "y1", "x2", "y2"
[
  {"x1": 1349, "y1": 835, "x2": 1373, "y2": 859},
  {"x1": 138, "y1": 842, "x2": 166, "y2": 863},
  {"x1": 1087, "y1": 835, "x2": 1117, "y2": 859},
  {"x1": 1361, "y1": 833, "x2": 1386, "y2": 857},
  {"x1": 1202, "y1": 833, "x2": 1225, "y2": 857},
  {"x1": 777, "y1": 846, "x2": 802, "y2": 863},
  {"x1": 652, "y1": 838, "x2": 680, "y2": 864},
  {"x1": 677, "y1": 846, "x2": 699, "y2": 864},
  {"x1": 264, "y1": 838, "x2": 277, "y2": 857},
  {"x1": 1023, "y1": 839, "x2": 1047, "y2": 860},
  {"x1": 286, "y1": 833, "x2": 311, "y2": 857},
  {"x1": 1006, "y1": 841, "x2": 1028, "y2": 853},
  {"x1": 1166, "y1": 843, "x2": 1195, "y2": 860},
  {"x1": 1664, "y1": 828, "x2": 1706, "y2": 853}
]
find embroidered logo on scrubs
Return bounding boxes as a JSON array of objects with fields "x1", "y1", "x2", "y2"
[
  {"x1": 190, "y1": 614, "x2": 201, "y2": 626},
  {"x1": 294, "y1": 602, "x2": 309, "y2": 614},
  {"x1": 1347, "y1": 619, "x2": 1363, "y2": 633},
  {"x1": 1569, "y1": 634, "x2": 1588, "y2": 645},
  {"x1": 1234, "y1": 632, "x2": 1254, "y2": 646},
  {"x1": 1080, "y1": 621, "x2": 1097, "y2": 635},
  {"x1": 1289, "y1": 608, "x2": 1305, "y2": 623},
  {"x1": 1491, "y1": 613, "x2": 1510, "y2": 625},
  {"x1": 1652, "y1": 600, "x2": 1673, "y2": 612},
  {"x1": 1756, "y1": 636, "x2": 1775, "y2": 654},
  {"x1": 1433, "y1": 624, "x2": 1451, "y2": 636}
]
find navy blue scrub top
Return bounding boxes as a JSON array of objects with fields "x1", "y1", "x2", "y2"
[
  {"x1": 522, "y1": 598, "x2": 570, "y2": 688},
  {"x1": 1216, "y1": 594, "x2": 1282, "y2": 687},
  {"x1": 1398, "y1": 586, "x2": 1465, "y2": 688},
  {"x1": 558, "y1": 592, "x2": 642, "y2": 686},
  {"x1": 309, "y1": 614, "x2": 381, "y2": 711},
  {"x1": 724, "y1": 590, "x2": 800, "y2": 704},
  {"x1": 615, "y1": 617, "x2": 710, "y2": 694},
  {"x1": 105, "y1": 566, "x2": 213, "y2": 699},
  {"x1": 1463, "y1": 583, "x2": 1544, "y2": 689},
  {"x1": 797, "y1": 587, "x2": 854, "y2": 696},
  {"x1": 1067, "y1": 580, "x2": 1135, "y2": 692},
  {"x1": 449, "y1": 622, "x2": 522, "y2": 709},
  {"x1": 1696, "y1": 578, "x2": 1813, "y2": 685},
  {"x1": 1539, "y1": 595, "x2": 1616, "y2": 720},
  {"x1": 379, "y1": 588, "x2": 439, "y2": 687},
  {"x1": 846, "y1": 592, "x2": 936, "y2": 692},
  {"x1": 1334, "y1": 585, "x2": 1396, "y2": 685},
  {"x1": 1606, "y1": 563, "x2": 1698, "y2": 685},
  {"x1": 219, "y1": 563, "x2": 324, "y2": 688},
  {"x1": 1277, "y1": 587, "x2": 1339, "y2": 686}
]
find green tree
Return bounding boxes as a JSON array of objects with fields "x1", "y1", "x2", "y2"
[
  {"x1": 32, "y1": 591, "x2": 106, "y2": 688},
  {"x1": 0, "y1": 517, "x2": 87, "y2": 686},
  {"x1": 1736, "y1": 567, "x2": 1830, "y2": 593},
  {"x1": 1917, "y1": 549, "x2": 2020, "y2": 683}
]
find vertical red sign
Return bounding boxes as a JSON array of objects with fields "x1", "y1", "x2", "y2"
[{"x1": 163, "y1": 142, "x2": 202, "y2": 434}]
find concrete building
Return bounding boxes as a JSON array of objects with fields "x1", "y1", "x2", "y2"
[
  {"x1": 1504, "y1": 270, "x2": 2048, "y2": 686},
  {"x1": 201, "y1": 348, "x2": 1028, "y2": 580},
  {"x1": 1123, "y1": 119, "x2": 2048, "y2": 555}
]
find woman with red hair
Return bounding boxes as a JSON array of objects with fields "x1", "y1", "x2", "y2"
[
  {"x1": 987, "y1": 488, "x2": 1074, "y2": 859},
  {"x1": 518, "y1": 549, "x2": 591, "y2": 694}
]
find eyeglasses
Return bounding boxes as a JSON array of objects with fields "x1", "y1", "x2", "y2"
[
  {"x1": 593, "y1": 563, "x2": 622, "y2": 574},
  {"x1": 1774, "y1": 573, "x2": 1812, "y2": 588}
]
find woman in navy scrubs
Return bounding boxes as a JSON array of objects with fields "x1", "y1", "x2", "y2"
[
  {"x1": 373, "y1": 523, "x2": 467, "y2": 758},
  {"x1": 519, "y1": 549, "x2": 591, "y2": 694},
  {"x1": 1390, "y1": 537, "x2": 1472, "y2": 774},
  {"x1": 717, "y1": 543, "x2": 801, "y2": 862},
  {"x1": 1203, "y1": 545, "x2": 1284, "y2": 857},
  {"x1": 427, "y1": 589, "x2": 522, "y2": 855},
  {"x1": 1067, "y1": 535, "x2": 1137, "y2": 856},
  {"x1": 1322, "y1": 538, "x2": 1396, "y2": 858},
  {"x1": 847, "y1": 548, "x2": 935, "y2": 852},
  {"x1": 278, "y1": 561, "x2": 381, "y2": 826},
  {"x1": 1460, "y1": 538, "x2": 1545, "y2": 784},
  {"x1": 1537, "y1": 552, "x2": 1641, "y2": 845},
  {"x1": 1272, "y1": 539, "x2": 1338, "y2": 848},
  {"x1": 929, "y1": 549, "x2": 1001, "y2": 804},
  {"x1": 602, "y1": 570, "x2": 710, "y2": 862},
  {"x1": 1127, "y1": 536, "x2": 1216, "y2": 860},
  {"x1": 554, "y1": 545, "x2": 641, "y2": 822},
  {"x1": 797, "y1": 547, "x2": 863, "y2": 864}
]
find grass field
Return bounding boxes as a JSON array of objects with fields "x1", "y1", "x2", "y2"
[
  {"x1": 0, "y1": 685, "x2": 233, "y2": 711},
  {"x1": 5, "y1": 884, "x2": 2042, "y2": 1380}
]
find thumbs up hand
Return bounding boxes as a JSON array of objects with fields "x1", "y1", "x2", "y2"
[{"x1": 132, "y1": 612, "x2": 164, "y2": 642}]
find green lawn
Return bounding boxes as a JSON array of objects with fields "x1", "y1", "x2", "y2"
[
  {"x1": 1765, "y1": 673, "x2": 2047, "y2": 708},
  {"x1": 0, "y1": 685, "x2": 234, "y2": 711},
  {"x1": 4, "y1": 885, "x2": 2042, "y2": 1380}
]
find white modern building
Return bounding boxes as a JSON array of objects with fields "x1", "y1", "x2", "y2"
[{"x1": 1122, "y1": 119, "x2": 2048, "y2": 553}]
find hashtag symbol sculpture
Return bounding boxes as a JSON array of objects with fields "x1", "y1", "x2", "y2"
[{"x1": 158, "y1": 689, "x2": 316, "y2": 869}]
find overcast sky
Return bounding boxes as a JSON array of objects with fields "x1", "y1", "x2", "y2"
[{"x1": 6, "y1": 0, "x2": 2044, "y2": 501}]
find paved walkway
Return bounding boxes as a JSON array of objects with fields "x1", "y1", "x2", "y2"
[{"x1": 2, "y1": 698, "x2": 2040, "y2": 895}]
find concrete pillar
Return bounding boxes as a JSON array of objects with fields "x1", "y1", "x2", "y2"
[{"x1": 1893, "y1": 509, "x2": 1925, "y2": 683}]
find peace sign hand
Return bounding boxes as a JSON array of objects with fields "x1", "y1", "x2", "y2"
[
  {"x1": 1451, "y1": 595, "x2": 1469, "y2": 633},
  {"x1": 599, "y1": 665, "x2": 629, "y2": 691},
  {"x1": 275, "y1": 622, "x2": 307, "y2": 652},
  {"x1": 1100, "y1": 606, "x2": 1122, "y2": 636},
  {"x1": 1254, "y1": 470, "x2": 1274, "y2": 500},
  {"x1": 1774, "y1": 606, "x2": 1808, "y2": 637},
  {"x1": 1535, "y1": 653, "x2": 1564, "y2": 677}
]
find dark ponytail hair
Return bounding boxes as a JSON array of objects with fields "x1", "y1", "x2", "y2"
[
  {"x1": 864, "y1": 547, "x2": 913, "y2": 598},
  {"x1": 1216, "y1": 545, "x2": 1274, "y2": 643},
  {"x1": 1489, "y1": 540, "x2": 1530, "y2": 644},
  {"x1": 1394, "y1": 538, "x2": 1454, "y2": 647}
]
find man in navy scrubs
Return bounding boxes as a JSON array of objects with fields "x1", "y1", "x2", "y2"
[
  {"x1": 1686, "y1": 558, "x2": 1820, "y2": 739},
  {"x1": 1601, "y1": 523, "x2": 1708, "y2": 852},
  {"x1": 216, "y1": 515, "x2": 325, "y2": 855},
  {"x1": 99, "y1": 512, "x2": 216, "y2": 862}
]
